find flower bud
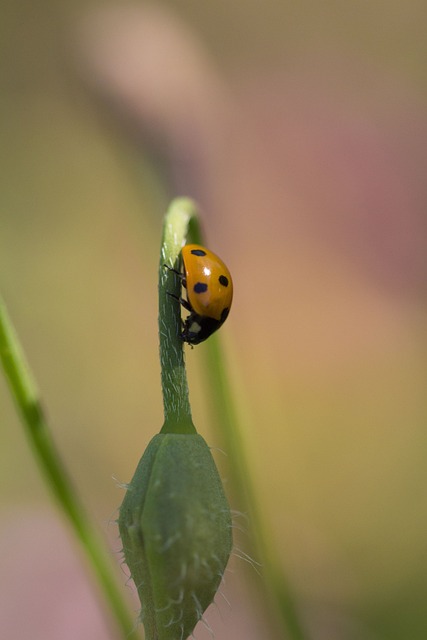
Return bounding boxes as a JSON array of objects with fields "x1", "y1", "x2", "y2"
[{"x1": 118, "y1": 432, "x2": 232, "y2": 640}]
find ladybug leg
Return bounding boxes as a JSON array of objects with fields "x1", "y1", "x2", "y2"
[
  {"x1": 164, "y1": 264, "x2": 186, "y2": 284},
  {"x1": 179, "y1": 297, "x2": 192, "y2": 313},
  {"x1": 166, "y1": 291, "x2": 179, "y2": 302},
  {"x1": 163, "y1": 264, "x2": 180, "y2": 276},
  {"x1": 166, "y1": 293, "x2": 189, "y2": 340},
  {"x1": 166, "y1": 291, "x2": 192, "y2": 313},
  {"x1": 165, "y1": 265, "x2": 190, "y2": 314}
]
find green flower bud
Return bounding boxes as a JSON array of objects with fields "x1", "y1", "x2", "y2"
[{"x1": 118, "y1": 432, "x2": 232, "y2": 640}]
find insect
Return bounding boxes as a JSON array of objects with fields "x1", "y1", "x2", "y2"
[{"x1": 166, "y1": 244, "x2": 233, "y2": 345}]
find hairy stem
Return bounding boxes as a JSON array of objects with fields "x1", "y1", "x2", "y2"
[{"x1": 158, "y1": 196, "x2": 201, "y2": 434}]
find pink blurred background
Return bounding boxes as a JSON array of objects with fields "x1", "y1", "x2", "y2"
[{"x1": 1, "y1": 2, "x2": 427, "y2": 639}]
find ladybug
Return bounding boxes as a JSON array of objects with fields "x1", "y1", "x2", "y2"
[{"x1": 167, "y1": 244, "x2": 233, "y2": 345}]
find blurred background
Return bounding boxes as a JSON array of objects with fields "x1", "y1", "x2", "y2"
[{"x1": 1, "y1": 1, "x2": 427, "y2": 639}]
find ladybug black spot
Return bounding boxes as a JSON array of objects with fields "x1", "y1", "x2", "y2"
[
  {"x1": 191, "y1": 249, "x2": 207, "y2": 256},
  {"x1": 219, "y1": 275, "x2": 229, "y2": 287},
  {"x1": 220, "y1": 307, "x2": 230, "y2": 322},
  {"x1": 194, "y1": 282, "x2": 208, "y2": 294}
]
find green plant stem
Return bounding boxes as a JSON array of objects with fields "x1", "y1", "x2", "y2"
[
  {"x1": 158, "y1": 197, "x2": 201, "y2": 435},
  {"x1": 204, "y1": 335, "x2": 308, "y2": 640},
  {"x1": 0, "y1": 295, "x2": 141, "y2": 640}
]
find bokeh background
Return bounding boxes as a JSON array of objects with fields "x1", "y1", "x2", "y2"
[{"x1": 1, "y1": 1, "x2": 427, "y2": 639}]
